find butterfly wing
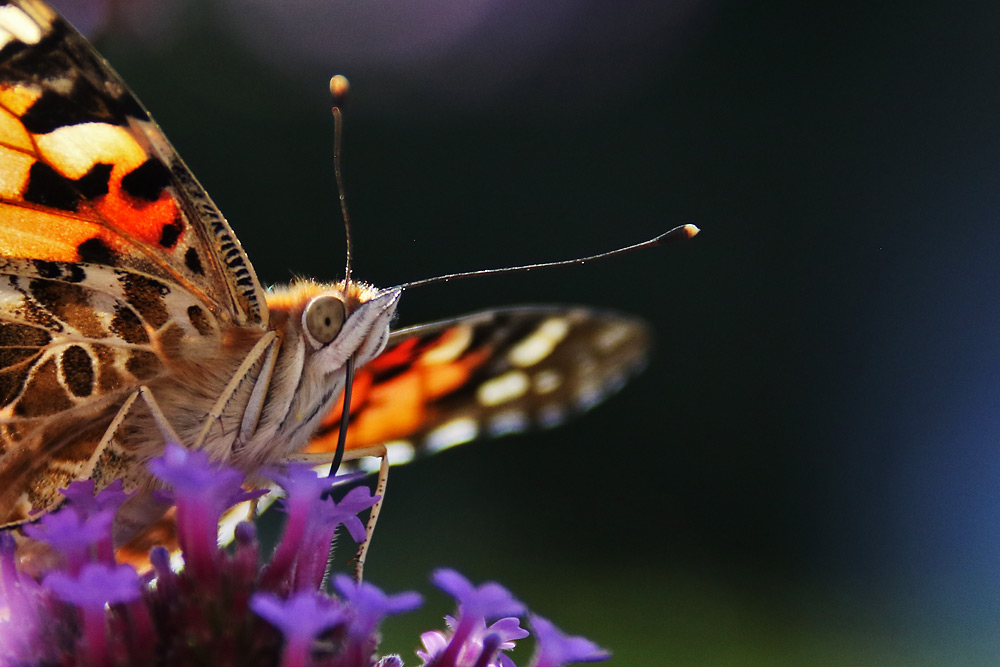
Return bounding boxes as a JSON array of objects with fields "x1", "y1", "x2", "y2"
[
  {"x1": 0, "y1": 0, "x2": 266, "y2": 523},
  {"x1": 0, "y1": 0, "x2": 265, "y2": 324},
  {"x1": 302, "y1": 305, "x2": 651, "y2": 463}
]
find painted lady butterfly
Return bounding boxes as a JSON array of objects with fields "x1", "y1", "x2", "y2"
[{"x1": 0, "y1": 0, "x2": 696, "y2": 562}]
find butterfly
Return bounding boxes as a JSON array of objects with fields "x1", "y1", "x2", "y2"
[{"x1": 0, "y1": 0, "x2": 695, "y2": 563}]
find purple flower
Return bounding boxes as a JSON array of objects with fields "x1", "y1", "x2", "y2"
[
  {"x1": 418, "y1": 629, "x2": 449, "y2": 662},
  {"x1": 321, "y1": 484, "x2": 379, "y2": 543},
  {"x1": 263, "y1": 464, "x2": 343, "y2": 587},
  {"x1": 529, "y1": 615, "x2": 610, "y2": 667},
  {"x1": 43, "y1": 563, "x2": 142, "y2": 666},
  {"x1": 332, "y1": 576, "x2": 422, "y2": 666},
  {"x1": 43, "y1": 561, "x2": 141, "y2": 608},
  {"x1": 333, "y1": 575, "x2": 423, "y2": 640},
  {"x1": 490, "y1": 617, "x2": 530, "y2": 652},
  {"x1": 268, "y1": 465, "x2": 334, "y2": 542},
  {"x1": 429, "y1": 569, "x2": 527, "y2": 667},
  {"x1": 264, "y1": 470, "x2": 378, "y2": 591},
  {"x1": 432, "y1": 569, "x2": 525, "y2": 621},
  {"x1": 148, "y1": 443, "x2": 260, "y2": 579},
  {"x1": 148, "y1": 545, "x2": 177, "y2": 596},
  {"x1": 148, "y1": 443, "x2": 242, "y2": 499},
  {"x1": 22, "y1": 507, "x2": 114, "y2": 574},
  {"x1": 417, "y1": 616, "x2": 528, "y2": 667},
  {"x1": 0, "y1": 438, "x2": 613, "y2": 666},
  {"x1": 0, "y1": 533, "x2": 51, "y2": 661},
  {"x1": 232, "y1": 520, "x2": 260, "y2": 582},
  {"x1": 20, "y1": 480, "x2": 135, "y2": 571},
  {"x1": 250, "y1": 591, "x2": 347, "y2": 667},
  {"x1": 60, "y1": 478, "x2": 134, "y2": 518}
]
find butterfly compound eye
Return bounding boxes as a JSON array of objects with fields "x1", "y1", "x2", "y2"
[{"x1": 304, "y1": 295, "x2": 346, "y2": 345}]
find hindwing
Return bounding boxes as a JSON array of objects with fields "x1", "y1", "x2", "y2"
[{"x1": 304, "y1": 306, "x2": 650, "y2": 464}]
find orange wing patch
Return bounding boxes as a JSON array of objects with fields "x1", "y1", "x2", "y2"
[
  {"x1": 36, "y1": 122, "x2": 182, "y2": 249},
  {"x1": 306, "y1": 324, "x2": 487, "y2": 454},
  {"x1": 305, "y1": 308, "x2": 651, "y2": 462},
  {"x1": 0, "y1": 109, "x2": 189, "y2": 276},
  {"x1": 0, "y1": 81, "x2": 41, "y2": 118},
  {"x1": 0, "y1": 81, "x2": 184, "y2": 263}
]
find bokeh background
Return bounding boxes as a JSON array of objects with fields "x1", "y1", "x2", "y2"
[{"x1": 54, "y1": 0, "x2": 1000, "y2": 663}]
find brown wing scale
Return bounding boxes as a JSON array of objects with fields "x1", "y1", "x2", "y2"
[{"x1": 0, "y1": 257, "x2": 227, "y2": 523}]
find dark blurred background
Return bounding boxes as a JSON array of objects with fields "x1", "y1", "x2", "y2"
[{"x1": 55, "y1": 0, "x2": 1000, "y2": 663}]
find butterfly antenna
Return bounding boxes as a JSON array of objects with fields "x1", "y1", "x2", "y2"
[
  {"x1": 397, "y1": 223, "x2": 700, "y2": 290},
  {"x1": 330, "y1": 75, "x2": 353, "y2": 287}
]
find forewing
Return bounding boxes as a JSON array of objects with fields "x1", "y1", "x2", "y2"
[
  {"x1": 0, "y1": 0, "x2": 266, "y2": 326},
  {"x1": 302, "y1": 306, "x2": 651, "y2": 462}
]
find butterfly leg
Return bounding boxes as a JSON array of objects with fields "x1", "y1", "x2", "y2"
[
  {"x1": 134, "y1": 386, "x2": 183, "y2": 444},
  {"x1": 352, "y1": 445, "x2": 389, "y2": 582},
  {"x1": 88, "y1": 385, "x2": 180, "y2": 490},
  {"x1": 193, "y1": 331, "x2": 278, "y2": 449},
  {"x1": 90, "y1": 386, "x2": 192, "y2": 546}
]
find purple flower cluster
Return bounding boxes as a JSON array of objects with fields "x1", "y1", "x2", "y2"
[{"x1": 0, "y1": 444, "x2": 609, "y2": 667}]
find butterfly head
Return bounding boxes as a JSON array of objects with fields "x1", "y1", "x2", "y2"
[{"x1": 268, "y1": 280, "x2": 401, "y2": 371}]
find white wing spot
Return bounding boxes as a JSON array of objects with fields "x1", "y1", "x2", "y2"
[
  {"x1": 477, "y1": 369, "x2": 529, "y2": 406},
  {"x1": 508, "y1": 317, "x2": 570, "y2": 368},
  {"x1": 37, "y1": 123, "x2": 147, "y2": 179},
  {"x1": 488, "y1": 409, "x2": 530, "y2": 437},
  {"x1": 425, "y1": 417, "x2": 478, "y2": 454},
  {"x1": 533, "y1": 369, "x2": 562, "y2": 394},
  {"x1": 385, "y1": 440, "x2": 416, "y2": 465},
  {"x1": 420, "y1": 325, "x2": 472, "y2": 364},
  {"x1": 0, "y1": 6, "x2": 42, "y2": 46},
  {"x1": 343, "y1": 441, "x2": 415, "y2": 473},
  {"x1": 595, "y1": 323, "x2": 633, "y2": 351}
]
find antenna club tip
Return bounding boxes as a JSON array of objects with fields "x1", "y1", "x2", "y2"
[
  {"x1": 654, "y1": 223, "x2": 701, "y2": 245},
  {"x1": 329, "y1": 74, "x2": 350, "y2": 103}
]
